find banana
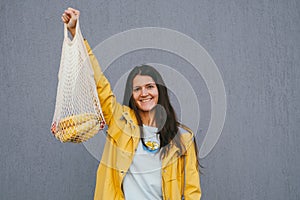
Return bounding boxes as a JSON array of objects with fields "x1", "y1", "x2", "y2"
[
  {"x1": 69, "y1": 122, "x2": 101, "y2": 143},
  {"x1": 62, "y1": 118, "x2": 98, "y2": 142},
  {"x1": 55, "y1": 113, "x2": 104, "y2": 143},
  {"x1": 58, "y1": 113, "x2": 99, "y2": 130}
]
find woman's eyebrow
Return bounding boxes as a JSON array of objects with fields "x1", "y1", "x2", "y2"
[
  {"x1": 145, "y1": 82, "x2": 156, "y2": 86},
  {"x1": 133, "y1": 82, "x2": 156, "y2": 88}
]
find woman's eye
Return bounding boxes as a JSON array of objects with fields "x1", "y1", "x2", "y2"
[
  {"x1": 133, "y1": 88, "x2": 140, "y2": 92},
  {"x1": 147, "y1": 85, "x2": 155, "y2": 89}
]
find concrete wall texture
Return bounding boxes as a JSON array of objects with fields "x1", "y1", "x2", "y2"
[{"x1": 1, "y1": 0, "x2": 299, "y2": 199}]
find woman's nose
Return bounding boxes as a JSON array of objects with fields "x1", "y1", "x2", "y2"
[{"x1": 141, "y1": 87, "x2": 148, "y2": 96}]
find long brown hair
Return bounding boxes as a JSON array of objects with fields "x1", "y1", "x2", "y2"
[{"x1": 123, "y1": 64, "x2": 183, "y2": 158}]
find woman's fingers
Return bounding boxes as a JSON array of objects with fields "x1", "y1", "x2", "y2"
[
  {"x1": 61, "y1": 8, "x2": 79, "y2": 23},
  {"x1": 61, "y1": 13, "x2": 70, "y2": 23},
  {"x1": 60, "y1": 7, "x2": 80, "y2": 37},
  {"x1": 67, "y1": 7, "x2": 80, "y2": 16},
  {"x1": 65, "y1": 8, "x2": 80, "y2": 19}
]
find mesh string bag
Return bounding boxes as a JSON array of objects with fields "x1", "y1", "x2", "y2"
[{"x1": 51, "y1": 20, "x2": 105, "y2": 143}]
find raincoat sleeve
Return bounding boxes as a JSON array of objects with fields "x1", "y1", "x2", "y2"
[{"x1": 84, "y1": 40, "x2": 123, "y2": 126}]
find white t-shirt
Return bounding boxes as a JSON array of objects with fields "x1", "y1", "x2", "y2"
[{"x1": 122, "y1": 125, "x2": 162, "y2": 200}]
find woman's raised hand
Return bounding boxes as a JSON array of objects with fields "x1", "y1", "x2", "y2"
[{"x1": 61, "y1": 7, "x2": 80, "y2": 38}]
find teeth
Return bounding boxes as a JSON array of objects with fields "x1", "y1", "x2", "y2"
[{"x1": 141, "y1": 99, "x2": 151, "y2": 102}]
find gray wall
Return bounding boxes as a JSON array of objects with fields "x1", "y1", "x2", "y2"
[{"x1": 1, "y1": 0, "x2": 299, "y2": 199}]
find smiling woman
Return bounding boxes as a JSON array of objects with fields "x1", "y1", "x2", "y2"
[
  {"x1": 132, "y1": 75, "x2": 159, "y2": 113},
  {"x1": 60, "y1": 7, "x2": 201, "y2": 200}
]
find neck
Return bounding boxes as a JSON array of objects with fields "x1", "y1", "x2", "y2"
[{"x1": 138, "y1": 109, "x2": 156, "y2": 127}]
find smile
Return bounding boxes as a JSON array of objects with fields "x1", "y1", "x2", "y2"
[{"x1": 140, "y1": 98, "x2": 152, "y2": 102}]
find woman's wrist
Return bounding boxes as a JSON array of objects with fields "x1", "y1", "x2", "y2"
[{"x1": 68, "y1": 27, "x2": 76, "y2": 38}]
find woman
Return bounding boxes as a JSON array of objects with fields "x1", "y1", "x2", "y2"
[{"x1": 61, "y1": 7, "x2": 201, "y2": 200}]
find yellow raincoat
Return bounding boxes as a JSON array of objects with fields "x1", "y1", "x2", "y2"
[{"x1": 84, "y1": 41, "x2": 201, "y2": 200}]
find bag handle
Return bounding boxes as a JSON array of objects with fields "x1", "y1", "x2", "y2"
[{"x1": 64, "y1": 19, "x2": 80, "y2": 40}]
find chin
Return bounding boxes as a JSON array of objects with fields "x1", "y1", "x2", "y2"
[{"x1": 138, "y1": 105, "x2": 156, "y2": 112}]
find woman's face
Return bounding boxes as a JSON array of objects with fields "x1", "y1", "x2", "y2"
[{"x1": 132, "y1": 75, "x2": 159, "y2": 112}]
